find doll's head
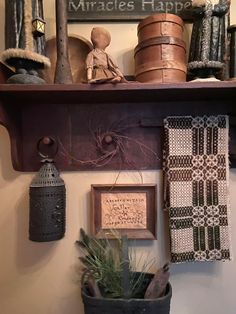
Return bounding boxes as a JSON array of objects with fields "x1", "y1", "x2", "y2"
[
  {"x1": 192, "y1": 0, "x2": 206, "y2": 7},
  {"x1": 91, "y1": 27, "x2": 111, "y2": 50}
]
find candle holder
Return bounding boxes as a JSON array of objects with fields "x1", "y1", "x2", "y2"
[
  {"x1": 188, "y1": 0, "x2": 230, "y2": 81},
  {"x1": 1, "y1": 0, "x2": 50, "y2": 84}
]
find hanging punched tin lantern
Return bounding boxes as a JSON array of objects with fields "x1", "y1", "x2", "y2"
[{"x1": 29, "y1": 137, "x2": 66, "y2": 242}]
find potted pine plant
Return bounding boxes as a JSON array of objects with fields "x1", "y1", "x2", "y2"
[{"x1": 76, "y1": 229, "x2": 172, "y2": 314}]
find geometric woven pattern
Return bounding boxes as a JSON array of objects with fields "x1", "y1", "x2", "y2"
[{"x1": 163, "y1": 116, "x2": 231, "y2": 263}]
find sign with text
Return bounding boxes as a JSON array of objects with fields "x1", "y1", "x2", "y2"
[
  {"x1": 101, "y1": 192, "x2": 147, "y2": 229},
  {"x1": 68, "y1": 0, "x2": 193, "y2": 21}
]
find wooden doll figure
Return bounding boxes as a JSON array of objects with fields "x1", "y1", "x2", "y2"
[{"x1": 86, "y1": 27, "x2": 125, "y2": 83}]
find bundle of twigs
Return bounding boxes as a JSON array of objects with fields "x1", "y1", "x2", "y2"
[
  {"x1": 76, "y1": 229, "x2": 169, "y2": 299},
  {"x1": 76, "y1": 229, "x2": 155, "y2": 299}
]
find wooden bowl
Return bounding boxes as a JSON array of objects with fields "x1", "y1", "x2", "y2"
[{"x1": 41, "y1": 35, "x2": 93, "y2": 83}]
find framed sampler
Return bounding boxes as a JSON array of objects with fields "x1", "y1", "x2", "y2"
[{"x1": 91, "y1": 184, "x2": 157, "y2": 239}]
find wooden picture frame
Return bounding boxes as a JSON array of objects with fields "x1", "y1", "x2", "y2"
[
  {"x1": 67, "y1": 0, "x2": 194, "y2": 22},
  {"x1": 91, "y1": 184, "x2": 157, "y2": 239}
]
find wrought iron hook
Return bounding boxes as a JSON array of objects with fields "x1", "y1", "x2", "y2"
[{"x1": 37, "y1": 136, "x2": 58, "y2": 159}]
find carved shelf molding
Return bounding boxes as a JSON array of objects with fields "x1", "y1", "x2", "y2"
[{"x1": 0, "y1": 81, "x2": 236, "y2": 172}]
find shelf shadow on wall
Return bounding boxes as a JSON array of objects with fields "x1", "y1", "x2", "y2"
[
  {"x1": 171, "y1": 259, "x2": 221, "y2": 277},
  {"x1": 0, "y1": 126, "x2": 20, "y2": 182}
]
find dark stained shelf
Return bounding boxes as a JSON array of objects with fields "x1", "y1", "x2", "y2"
[
  {"x1": 0, "y1": 81, "x2": 236, "y2": 104},
  {"x1": 0, "y1": 81, "x2": 236, "y2": 172}
]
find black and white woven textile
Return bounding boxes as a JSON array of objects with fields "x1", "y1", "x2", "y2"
[{"x1": 163, "y1": 115, "x2": 231, "y2": 263}]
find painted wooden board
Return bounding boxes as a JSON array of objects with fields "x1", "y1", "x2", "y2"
[{"x1": 67, "y1": 0, "x2": 193, "y2": 21}]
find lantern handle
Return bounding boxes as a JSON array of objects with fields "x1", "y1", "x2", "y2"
[{"x1": 37, "y1": 136, "x2": 58, "y2": 159}]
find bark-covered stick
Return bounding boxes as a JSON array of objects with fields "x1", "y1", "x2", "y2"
[
  {"x1": 144, "y1": 263, "x2": 170, "y2": 299},
  {"x1": 54, "y1": 0, "x2": 73, "y2": 84}
]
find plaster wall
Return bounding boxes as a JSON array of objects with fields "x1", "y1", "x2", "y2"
[{"x1": 0, "y1": 1, "x2": 236, "y2": 313}]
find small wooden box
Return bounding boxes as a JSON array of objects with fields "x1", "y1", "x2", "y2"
[{"x1": 135, "y1": 13, "x2": 187, "y2": 83}]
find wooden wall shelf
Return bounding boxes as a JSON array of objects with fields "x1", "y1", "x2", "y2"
[{"x1": 0, "y1": 81, "x2": 236, "y2": 172}]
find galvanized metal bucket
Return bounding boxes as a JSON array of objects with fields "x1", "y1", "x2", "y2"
[{"x1": 82, "y1": 280, "x2": 172, "y2": 314}]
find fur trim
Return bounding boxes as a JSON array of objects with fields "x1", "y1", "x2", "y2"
[
  {"x1": 24, "y1": 0, "x2": 34, "y2": 51},
  {"x1": 188, "y1": 60, "x2": 223, "y2": 69},
  {"x1": 1, "y1": 48, "x2": 51, "y2": 68}
]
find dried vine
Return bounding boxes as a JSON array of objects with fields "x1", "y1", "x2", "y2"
[{"x1": 58, "y1": 118, "x2": 159, "y2": 173}]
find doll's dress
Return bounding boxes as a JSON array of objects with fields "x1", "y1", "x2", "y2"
[{"x1": 86, "y1": 48, "x2": 119, "y2": 82}]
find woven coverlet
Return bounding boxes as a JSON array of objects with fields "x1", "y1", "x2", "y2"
[{"x1": 163, "y1": 116, "x2": 231, "y2": 263}]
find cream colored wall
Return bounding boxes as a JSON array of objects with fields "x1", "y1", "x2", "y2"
[{"x1": 0, "y1": 1, "x2": 236, "y2": 314}]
